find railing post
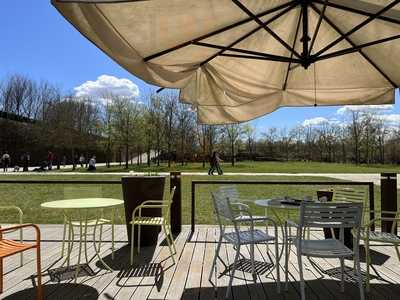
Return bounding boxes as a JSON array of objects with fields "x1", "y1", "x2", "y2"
[
  {"x1": 369, "y1": 183, "x2": 375, "y2": 232},
  {"x1": 170, "y1": 172, "x2": 182, "y2": 235},
  {"x1": 380, "y1": 173, "x2": 397, "y2": 234},
  {"x1": 191, "y1": 181, "x2": 195, "y2": 234}
]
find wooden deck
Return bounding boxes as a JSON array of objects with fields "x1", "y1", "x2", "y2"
[{"x1": 1, "y1": 225, "x2": 400, "y2": 299}]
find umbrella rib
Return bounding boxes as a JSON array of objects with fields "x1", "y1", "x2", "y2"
[
  {"x1": 310, "y1": 3, "x2": 397, "y2": 88},
  {"x1": 218, "y1": 53, "x2": 300, "y2": 63},
  {"x1": 231, "y1": 0, "x2": 302, "y2": 60},
  {"x1": 143, "y1": 1, "x2": 296, "y2": 62},
  {"x1": 313, "y1": 0, "x2": 400, "y2": 58},
  {"x1": 283, "y1": 6, "x2": 302, "y2": 90},
  {"x1": 193, "y1": 41, "x2": 301, "y2": 64},
  {"x1": 313, "y1": 34, "x2": 400, "y2": 62},
  {"x1": 312, "y1": 0, "x2": 400, "y2": 26},
  {"x1": 308, "y1": 0, "x2": 328, "y2": 55},
  {"x1": 198, "y1": 2, "x2": 298, "y2": 66}
]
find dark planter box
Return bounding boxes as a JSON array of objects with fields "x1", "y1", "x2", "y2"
[{"x1": 121, "y1": 176, "x2": 166, "y2": 246}]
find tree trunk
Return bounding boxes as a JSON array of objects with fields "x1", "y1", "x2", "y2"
[
  {"x1": 231, "y1": 141, "x2": 235, "y2": 166},
  {"x1": 125, "y1": 145, "x2": 129, "y2": 169}
]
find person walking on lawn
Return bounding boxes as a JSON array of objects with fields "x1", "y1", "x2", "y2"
[
  {"x1": 208, "y1": 151, "x2": 223, "y2": 175},
  {"x1": 2, "y1": 151, "x2": 11, "y2": 172}
]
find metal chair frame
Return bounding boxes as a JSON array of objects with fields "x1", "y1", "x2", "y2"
[
  {"x1": 130, "y1": 187, "x2": 176, "y2": 265},
  {"x1": 210, "y1": 191, "x2": 280, "y2": 299},
  {"x1": 0, "y1": 224, "x2": 42, "y2": 299},
  {"x1": 285, "y1": 201, "x2": 364, "y2": 300}
]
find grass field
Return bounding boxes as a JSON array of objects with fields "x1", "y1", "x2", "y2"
[
  {"x1": 62, "y1": 160, "x2": 400, "y2": 174},
  {"x1": 0, "y1": 174, "x2": 396, "y2": 225}
]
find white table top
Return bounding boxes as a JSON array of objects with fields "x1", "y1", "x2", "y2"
[
  {"x1": 255, "y1": 198, "x2": 304, "y2": 210},
  {"x1": 41, "y1": 198, "x2": 124, "y2": 209}
]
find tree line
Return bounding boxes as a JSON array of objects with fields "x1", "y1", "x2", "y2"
[{"x1": 1, "y1": 74, "x2": 399, "y2": 169}]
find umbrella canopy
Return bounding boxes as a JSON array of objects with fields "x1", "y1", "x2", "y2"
[{"x1": 52, "y1": 0, "x2": 400, "y2": 124}]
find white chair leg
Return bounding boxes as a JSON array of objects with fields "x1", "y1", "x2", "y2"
[
  {"x1": 250, "y1": 243, "x2": 256, "y2": 282},
  {"x1": 355, "y1": 254, "x2": 365, "y2": 300},
  {"x1": 209, "y1": 234, "x2": 223, "y2": 283},
  {"x1": 226, "y1": 245, "x2": 240, "y2": 299},
  {"x1": 275, "y1": 236, "x2": 281, "y2": 293},
  {"x1": 340, "y1": 257, "x2": 345, "y2": 292},
  {"x1": 297, "y1": 252, "x2": 305, "y2": 300},
  {"x1": 365, "y1": 241, "x2": 370, "y2": 292},
  {"x1": 284, "y1": 225, "x2": 290, "y2": 291}
]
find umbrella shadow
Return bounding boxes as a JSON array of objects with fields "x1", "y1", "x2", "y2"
[{"x1": 1, "y1": 283, "x2": 99, "y2": 299}]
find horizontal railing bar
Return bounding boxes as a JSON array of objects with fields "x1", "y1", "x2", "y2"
[
  {"x1": 191, "y1": 180, "x2": 374, "y2": 185},
  {"x1": 0, "y1": 180, "x2": 121, "y2": 184}
]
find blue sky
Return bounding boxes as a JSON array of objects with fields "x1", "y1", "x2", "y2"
[{"x1": 1, "y1": 0, "x2": 399, "y2": 135}]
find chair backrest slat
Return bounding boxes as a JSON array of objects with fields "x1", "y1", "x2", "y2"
[
  {"x1": 218, "y1": 185, "x2": 240, "y2": 203},
  {"x1": 300, "y1": 202, "x2": 363, "y2": 229}
]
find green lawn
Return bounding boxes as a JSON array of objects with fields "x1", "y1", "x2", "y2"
[
  {"x1": 63, "y1": 161, "x2": 400, "y2": 174},
  {"x1": 0, "y1": 174, "x2": 396, "y2": 225}
]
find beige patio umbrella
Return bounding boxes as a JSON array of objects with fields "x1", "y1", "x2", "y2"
[{"x1": 52, "y1": 0, "x2": 400, "y2": 124}]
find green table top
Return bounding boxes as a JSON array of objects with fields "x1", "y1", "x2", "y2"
[{"x1": 41, "y1": 198, "x2": 124, "y2": 209}]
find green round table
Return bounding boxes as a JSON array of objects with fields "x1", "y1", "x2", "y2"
[{"x1": 41, "y1": 198, "x2": 123, "y2": 279}]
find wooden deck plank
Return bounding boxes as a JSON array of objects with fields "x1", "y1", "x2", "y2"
[
  {"x1": 126, "y1": 230, "x2": 185, "y2": 300},
  {"x1": 1, "y1": 225, "x2": 400, "y2": 300},
  {"x1": 163, "y1": 230, "x2": 197, "y2": 299},
  {"x1": 181, "y1": 227, "x2": 207, "y2": 300},
  {"x1": 199, "y1": 228, "x2": 218, "y2": 300},
  {"x1": 133, "y1": 229, "x2": 190, "y2": 300}
]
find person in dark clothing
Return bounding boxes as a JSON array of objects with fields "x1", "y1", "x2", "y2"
[
  {"x1": 208, "y1": 151, "x2": 223, "y2": 175},
  {"x1": 22, "y1": 152, "x2": 30, "y2": 172}
]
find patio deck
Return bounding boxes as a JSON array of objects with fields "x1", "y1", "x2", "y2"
[{"x1": 1, "y1": 224, "x2": 400, "y2": 299}]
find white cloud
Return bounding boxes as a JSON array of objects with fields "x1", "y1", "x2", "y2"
[
  {"x1": 74, "y1": 75, "x2": 140, "y2": 100},
  {"x1": 336, "y1": 104, "x2": 393, "y2": 115},
  {"x1": 376, "y1": 114, "x2": 400, "y2": 124},
  {"x1": 302, "y1": 117, "x2": 328, "y2": 126}
]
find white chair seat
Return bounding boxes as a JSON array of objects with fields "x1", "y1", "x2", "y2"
[
  {"x1": 234, "y1": 215, "x2": 269, "y2": 222},
  {"x1": 359, "y1": 229, "x2": 400, "y2": 244},
  {"x1": 293, "y1": 238, "x2": 353, "y2": 258},
  {"x1": 223, "y1": 229, "x2": 275, "y2": 245}
]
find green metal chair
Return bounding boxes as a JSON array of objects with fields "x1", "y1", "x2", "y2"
[
  {"x1": 130, "y1": 187, "x2": 176, "y2": 265},
  {"x1": 0, "y1": 206, "x2": 24, "y2": 266}
]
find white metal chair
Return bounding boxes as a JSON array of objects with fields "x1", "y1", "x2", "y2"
[
  {"x1": 285, "y1": 201, "x2": 364, "y2": 300},
  {"x1": 218, "y1": 185, "x2": 268, "y2": 223},
  {"x1": 356, "y1": 210, "x2": 400, "y2": 291},
  {"x1": 210, "y1": 191, "x2": 280, "y2": 299}
]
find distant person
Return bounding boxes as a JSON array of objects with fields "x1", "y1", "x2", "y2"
[
  {"x1": 22, "y1": 152, "x2": 30, "y2": 172},
  {"x1": 62, "y1": 155, "x2": 67, "y2": 167},
  {"x1": 79, "y1": 154, "x2": 85, "y2": 168},
  {"x1": 2, "y1": 151, "x2": 11, "y2": 172},
  {"x1": 208, "y1": 151, "x2": 223, "y2": 175},
  {"x1": 88, "y1": 155, "x2": 96, "y2": 171},
  {"x1": 47, "y1": 151, "x2": 54, "y2": 170}
]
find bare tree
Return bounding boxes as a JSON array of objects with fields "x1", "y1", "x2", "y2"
[{"x1": 223, "y1": 124, "x2": 243, "y2": 166}]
